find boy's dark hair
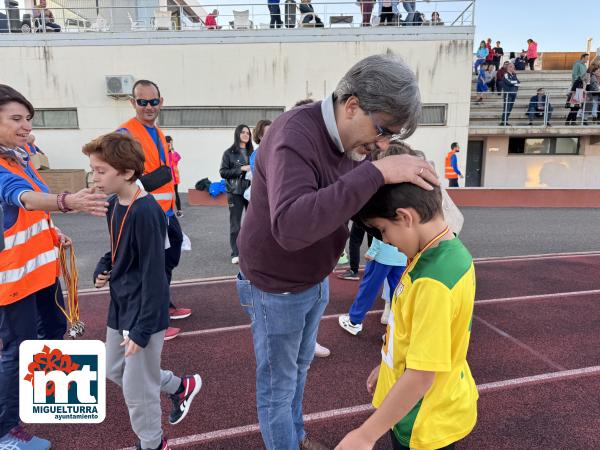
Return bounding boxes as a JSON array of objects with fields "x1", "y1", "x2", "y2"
[
  {"x1": 165, "y1": 135, "x2": 173, "y2": 143},
  {"x1": 358, "y1": 183, "x2": 442, "y2": 225},
  {"x1": 82, "y1": 132, "x2": 145, "y2": 181},
  {"x1": 361, "y1": 141, "x2": 441, "y2": 224},
  {"x1": 451, "y1": 142, "x2": 459, "y2": 150},
  {"x1": 582, "y1": 53, "x2": 590, "y2": 59},
  {"x1": 253, "y1": 119, "x2": 272, "y2": 144},
  {"x1": 132, "y1": 79, "x2": 161, "y2": 98}
]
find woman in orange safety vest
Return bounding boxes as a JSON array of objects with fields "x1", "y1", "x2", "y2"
[{"x1": 0, "y1": 85, "x2": 107, "y2": 449}]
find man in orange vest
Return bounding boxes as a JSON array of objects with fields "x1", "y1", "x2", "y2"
[
  {"x1": 445, "y1": 142, "x2": 464, "y2": 187},
  {"x1": 118, "y1": 80, "x2": 191, "y2": 341}
]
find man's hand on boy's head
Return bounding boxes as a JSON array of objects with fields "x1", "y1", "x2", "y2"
[
  {"x1": 371, "y1": 154, "x2": 439, "y2": 191},
  {"x1": 335, "y1": 428, "x2": 375, "y2": 450}
]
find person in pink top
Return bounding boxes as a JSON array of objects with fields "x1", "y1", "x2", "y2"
[
  {"x1": 204, "y1": 9, "x2": 221, "y2": 29},
  {"x1": 527, "y1": 39, "x2": 538, "y2": 70}
]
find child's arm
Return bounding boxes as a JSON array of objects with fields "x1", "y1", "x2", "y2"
[
  {"x1": 336, "y1": 369, "x2": 435, "y2": 449},
  {"x1": 127, "y1": 206, "x2": 169, "y2": 352},
  {"x1": 93, "y1": 251, "x2": 112, "y2": 288},
  {"x1": 365, "y1": 238, "x2": 381, "y2": 261}
]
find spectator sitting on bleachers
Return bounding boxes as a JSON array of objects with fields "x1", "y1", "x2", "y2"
[
  {"x1": 484, "y1": 64, "x2": 496, "y2": 92},
  {"x1": 33, "y1": 0, "x2": 61, "y2": 32},
  {"x1": 429, "y1": 11, "x2": 443, "y2": 25},
  {"x1": 527, "y1": 88, "x2": 553, "y2": 126},
  {"x1": 299, "y1": 0, "x2": 324, "y2": 27},
  {"x1": 514, "y1": 51, "x2": 528, "y2": 70},
  {"x1": 496, "y1": 61, "x2": 509, "y2": 95},
  {"x1": 205, "y1": 9, "x2": 221, "y2": 29}
]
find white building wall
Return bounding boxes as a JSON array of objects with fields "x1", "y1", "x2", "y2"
[
  {"x1": 482, "y1": 136, "x2": 600, "y2": 188},
  {"x1": 0, "y1": 31, "x2": 473, "y2": 189}
]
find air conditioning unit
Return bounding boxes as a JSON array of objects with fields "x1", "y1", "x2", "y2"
[{"x1": 105, "y1": 75, "x2": 135, "y2": 96}]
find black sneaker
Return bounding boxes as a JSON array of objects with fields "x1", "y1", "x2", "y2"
[
  {"x1": 336, "y1": 269, "x2": 359, "y2": 281},
  {"x1": 169, "y1": 374, "x2": 202, "y2": 425}
]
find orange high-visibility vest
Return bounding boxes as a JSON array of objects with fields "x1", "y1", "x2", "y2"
[
  {"x1": 0, "y1": 157, "x2": 59, "y2": 305},
  {"x1": 445, "y1": 151, "x2": 459, "y2": 180},
  {"x1": 120, "y1": 118, "x2": 175, "y2": 213}
]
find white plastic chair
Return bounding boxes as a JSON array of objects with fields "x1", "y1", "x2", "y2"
[
  {"x1": 89, "y1": 15, "x2": 109, "y2": 32},
  {"x1": 127, "y1": 12, "x2": 146, "y2": 31},
  {"x1": 153, "y1": 9, "x2": 173, "y2": 30},
  {"x1": 233, "y1": 9, "x2": 250, "y2": 29}
]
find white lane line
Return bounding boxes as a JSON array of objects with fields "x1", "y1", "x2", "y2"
[
  {"x1": 77, "y1": 251, "x2": 600, "y2": 296},
  {"x1": 118, "y1": 365, "x2": 600, "y2": 449},
  {"x1": 177, "y1": 289, "x2": 597, "y2": 338},
  {"x1": 477, "y1": 365, "x2": 600, "y2": 393},
  {"x1": 473, "y1": 250, "x2": 600, "y2": 264},
  {"x1": 473, "y1": 315, "x2": 565, "y2": 371},
  {"x1": 476, "y1": 289, "x2": 600, "y2": 305},
  {"x1": 178, "y1": 309, "x2": 384, "y2": 338}
]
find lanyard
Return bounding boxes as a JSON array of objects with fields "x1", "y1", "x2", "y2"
[
  {"x1": 109, "y1": 189, "x2": 142, "y2": 265},
  {"x1": 392, "y1": 226, "x2": 451, "y2": 300}
]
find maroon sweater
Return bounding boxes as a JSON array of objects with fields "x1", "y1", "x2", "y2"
[{"x1": 238, "y1": 101, "x2": 384, "y2": 293}]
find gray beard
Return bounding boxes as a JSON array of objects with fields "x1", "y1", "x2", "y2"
[{"x1": 347, "y1": 149, "x2": 367, "y2": 162}]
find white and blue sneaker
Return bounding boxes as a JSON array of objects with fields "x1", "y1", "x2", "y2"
[
  {"x1": 0, "y1": 425, "x2": 51, "y2": 450},
  {"x1": 338, "y1": 314, "x2": 363, "y2": 335}
]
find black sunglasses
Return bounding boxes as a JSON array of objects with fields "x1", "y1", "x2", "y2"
[{"x1": 135, "y1": 98, "x2": 160, "y2": 107}]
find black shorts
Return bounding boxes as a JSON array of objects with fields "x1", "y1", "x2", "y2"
[{"x1": 390, "y1": 430, "x2": 457, "y2": 450}]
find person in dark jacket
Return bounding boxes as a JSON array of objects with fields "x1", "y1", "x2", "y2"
[
  {"x1": 514, "y1": 51, "x2": 528, "y2": 70},
  {"x1": 527, "y1": 88, "x2": 553, "y2": 125},
  {"x1": 501, "y1": 63, "x2": 520, "y2": 126},
  {"x1": 220, "y1": 125, "x2": 253, "y2": 264},
  {"x1": 299, "y1": 0, "x2": 324, "y2": 27}
]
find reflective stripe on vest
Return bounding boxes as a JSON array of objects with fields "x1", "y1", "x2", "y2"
[
  {"x1": 119, "y1": 118, "x2": 176, "y2": 213},
  {"x1": 0, "y1": 248, "x2": 58, "y2": 284},
  {"x1": 152, "y1": 192, "x2": 174, "y2": 201},
  {"x1": 0, "y1": 158, "x2": 59, "y2": 305},
  {"x1": 444, "y1": 151, "x2": 458, "y2": 179},
  {"x1": 4, "y1": 217, "x2": 50, "y2": 250}
]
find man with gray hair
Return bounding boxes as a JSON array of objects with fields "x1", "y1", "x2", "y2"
[{"x1": 236, "y1": 54, "x2": 438, "y2": 450}]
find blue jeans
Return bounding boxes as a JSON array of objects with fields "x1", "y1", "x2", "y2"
[
  {"x1": 236, "y1": 273, "x2": 329, "y2": 450},
  {"x1": 0, "y1": 280, "x2": 66, "y2": 436},
  {"x1": 502, "y1": 92, "x2": 517, "y2": 124},
  {"x1": 402, "y1": 1, "x2": 416, "y2": 24},
  {"x1": 349, "y1": 261, "x2": 403, "y2": 324}
]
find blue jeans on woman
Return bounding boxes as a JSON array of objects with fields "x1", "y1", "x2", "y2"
[
  {"x1": 402, "y1": 1, "x2": 416, "y2": 24},
  {"x1": 0, "y1": 280, "x2": 66, "y2": 436},
  {"x1": 237, "y1": 273, "x2": 329, "y2": 450}
]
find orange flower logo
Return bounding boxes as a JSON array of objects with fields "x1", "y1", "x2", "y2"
[{"x1": 23, "y1": 345, "x2": 80, "y2": 396}]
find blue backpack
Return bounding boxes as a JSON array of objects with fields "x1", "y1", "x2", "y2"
[{"x1": 208, "y1": 179, "x2": 227, "y2": 197}]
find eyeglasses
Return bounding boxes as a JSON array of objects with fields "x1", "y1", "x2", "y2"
[
  {"x1": 368, "y1": 113, "x2": 395, "y2": 139},
  {"x1": 135, "y1": 98, "x2": 160, "y2": 107}
]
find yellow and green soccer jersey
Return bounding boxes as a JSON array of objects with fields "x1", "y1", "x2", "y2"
[{"x1": 372, "y1": 237, "x2": 478, "y2": 450}]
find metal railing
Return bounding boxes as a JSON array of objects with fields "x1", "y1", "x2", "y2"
[
  {"x1": 0, "y1": 1, "x2": 474, "y2": 34},
  {"x1": 470, "y1": 89, "x2": 600, "y2": 127}
]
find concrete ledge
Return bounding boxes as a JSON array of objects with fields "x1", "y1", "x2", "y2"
[
  {"x1": 447, "y1": 188, "x2": 600, "y2": 208},
  {"x1": 187, "y1": 189, "x2": 228, "y2": 207}
]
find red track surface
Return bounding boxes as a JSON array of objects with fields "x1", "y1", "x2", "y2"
[{"x1": 27, "y1": 253, "x2": 600, "y2": 449}]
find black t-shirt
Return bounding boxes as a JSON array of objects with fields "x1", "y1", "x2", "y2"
[
  {"x1": 493, "y1": 47, "x2": 504, "y2": 58},
  {"x1": 93, "y1": 194, "x2": 169, "y2": 347}
]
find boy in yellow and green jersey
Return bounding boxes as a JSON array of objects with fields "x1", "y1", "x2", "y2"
[{"x1": 336, "y1": 180, "x2": 477, "y2": 450}]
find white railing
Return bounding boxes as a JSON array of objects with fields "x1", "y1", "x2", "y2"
[
  {"x1": 0, "y1": 1, "x2": 474, "y2": 34},
  {"x1": 470, "y1": 88, "x2": 600, "y2": 128}
]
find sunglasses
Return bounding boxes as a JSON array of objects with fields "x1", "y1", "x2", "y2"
[
  {"x1": 135, "y1": 98, "x2": 160, "y2": 107},
  {"x1": 368, "y1": 112, "x2": 395, "y2": 138}
]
